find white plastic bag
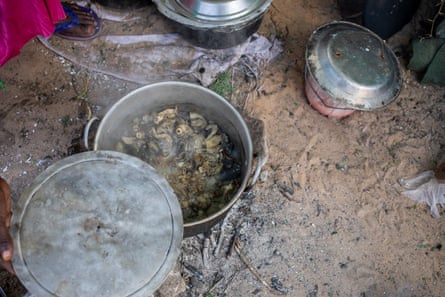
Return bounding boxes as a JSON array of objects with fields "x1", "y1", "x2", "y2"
[
  {"x1": 38, "y1": 3, "x2": 282, "y2": 86},
  {"x1": 399, "y1": 170, "x2": 445, "y2": 217}
]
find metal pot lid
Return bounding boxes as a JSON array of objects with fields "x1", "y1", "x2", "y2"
[
  {"x1": 11, "y1": 151, "x2": 183, "y2": 297},
  {"x1": 306, "y1": 21, "x2": 402, "y2": 110},
  {"x1": 153, "y1": 0, "x2": 272, "y2": 28}
]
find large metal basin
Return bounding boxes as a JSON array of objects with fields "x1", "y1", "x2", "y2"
[{"x1": 93, "y1": 82, "x2": 253, "y2": 237}]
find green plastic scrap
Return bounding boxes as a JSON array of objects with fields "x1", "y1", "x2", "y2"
[
  {"x1": 408, "y1": 37, "x2": 445, "y2": 86},
  {"x1": 209, "y1": 71, "x2": 233, "y2": 98}
]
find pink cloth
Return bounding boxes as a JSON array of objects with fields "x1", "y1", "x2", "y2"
[{"x1": 0, "y1": 0, "x2": 66, "y2": 66}]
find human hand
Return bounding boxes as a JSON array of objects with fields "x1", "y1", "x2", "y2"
[{"x1": 0, "y1": 177, "x2": 14, "y2": 274}]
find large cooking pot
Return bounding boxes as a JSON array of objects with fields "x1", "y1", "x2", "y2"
[
  {"x1": 91, "y1": 82, "x2": 253, "y2": 237},
  {"x1": 152, "y1": 0, "x2": 272, "y2": 49}
]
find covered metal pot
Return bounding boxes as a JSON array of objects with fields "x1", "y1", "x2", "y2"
[
  {"x1": 305, "y1": 21, "x2": 403, "y2": 117},
  {"x1": 153, "y1": 0, "x2": 272, "y2": 49}
]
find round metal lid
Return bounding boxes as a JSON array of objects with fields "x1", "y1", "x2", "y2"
[
  {"x1": 154, "y1": 0, "x2": 272, "y2": 27},
  {"x1": 11, "y1": 151, "x2": 183, "y2": 297},
  {"x1": 306, "y1": 21, "x2": 402, "y2": 110}
]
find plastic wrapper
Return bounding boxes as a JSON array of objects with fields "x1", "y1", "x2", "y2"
[
  {"x1": 399, "y1": 170, "x2": 445, "y2": 217},
  {"x1": 38, "y1": 2, "x2": 282, "y2": 86}
]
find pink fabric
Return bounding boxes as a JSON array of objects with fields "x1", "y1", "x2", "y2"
[{"x1": 0, "y1": 0, "x2": 66, "y2": 66}]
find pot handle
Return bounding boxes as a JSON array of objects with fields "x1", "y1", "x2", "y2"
[
  {"x1": 246, "y1": 154, "x2": 267, "y2": 190},
  {"x1": 243, "y1": 115, "x2": 268, "y2": 190},
  {"x1": 83, "y1": 116, "x2": 100, "y2": 150}
]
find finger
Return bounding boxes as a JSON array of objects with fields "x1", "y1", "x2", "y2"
[
  {"x1": 0, "y1": 179, "x2": 14, "y2": 274},
  {"x1": 1, "y1": 246, "x2": 12, "y2": 262},
  {"x1": 0, "y1": 232, "x2": 14, "y2": 274},
  {"x1": 0, "y1": 178, "x2": 11, "y2": 228},
  {"x1": 0, "y1": 225, "x2": 13, "y2": 258},
  {"x1": 0, "y1": 238, "x2": 14, "y2": 275}
]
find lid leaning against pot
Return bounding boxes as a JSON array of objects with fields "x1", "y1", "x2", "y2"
[
  {"x1": 306, "y1": 21, "x2": 402, "y2": 110},
  {"x1": 11, "y1": 151, "x2": 183, "y2": 297}
]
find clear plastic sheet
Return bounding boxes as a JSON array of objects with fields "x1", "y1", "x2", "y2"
[
  {"x1": 38, "y1": 3, "x2": 282, "y2": 86},
  {"x1": 399, "y1": 170, "x2": 445, "y2": 217}
]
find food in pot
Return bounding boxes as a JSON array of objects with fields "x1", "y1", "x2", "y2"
[{"x1": 115, "y1": 106, "x2": 242, "y2": 223}]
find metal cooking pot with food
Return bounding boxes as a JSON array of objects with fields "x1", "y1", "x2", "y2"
[
  {"x1": 153, "y1": 0, "x2": 272, "y2": 49},
  {"x1": 92, "y1": 82, "x2": 253, "y2": 237}
]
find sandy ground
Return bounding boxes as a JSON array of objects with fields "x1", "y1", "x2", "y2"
[{"x1": 1, "y1": 0, "x2": 445, "y2": 297}]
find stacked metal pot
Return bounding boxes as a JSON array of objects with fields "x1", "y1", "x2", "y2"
[
  {"x1": 152, "y1": 0, "x2": 273, "y2": 49},
  {"x1": 305, "y1": 21, "x2": 403, "y2": 118}
]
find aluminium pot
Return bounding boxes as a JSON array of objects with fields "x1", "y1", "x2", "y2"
[
  {"x1": 305, "y1": 21, "x2": 402, "y2": 118},
  {"x1": 152, "y1": 0, "x2": 272, "y2": 49},
  {"x1": 92, "y1": 82, "x2": 253, "y2": 237}
]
